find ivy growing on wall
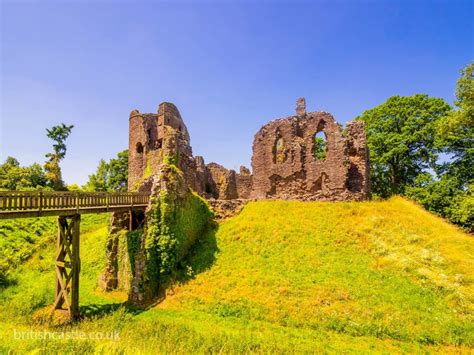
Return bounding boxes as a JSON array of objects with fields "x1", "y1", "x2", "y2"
[{"x1": 144, "y1": 163, "x2": 213, "y2": 291}]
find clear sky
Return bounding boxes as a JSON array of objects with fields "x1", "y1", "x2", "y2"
[{"x1": 1, "y1": 0, "x2": 472, "y2": 185}]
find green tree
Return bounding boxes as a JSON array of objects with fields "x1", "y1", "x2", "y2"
[
  {"x1": 0, "y1": 157, "x2": 47, "y2": 190},
  {"x1": 66, "y1": 183, "x2": 82, "y2": 191},
  {"x1": 84, "y1": 159, "x2": 108, "y2": 192},
  {"x1": 44, "y1": 123, "x2": 74, "y2": 190},
  {"x1": 25, "y1": 163, "x2": 47, "y2": 189},
  {"x1": 356, "y1": 95, "x2": 451, "y2": 197},
  {"x1": 0, "y1": 157, "x2": 22, "y2": 190},
  {"x1": 436, "y1": 63, "x2": 473, "y2": 186},
  {"x1": 406, "y1": 63, "x2": 474, "y2": 231},
  {"x1": 84, "y1": 150, "x2": 128, "y2": 192},
  {"x1": 107, "y1": 150, "x2": 128, "y2": 191}
]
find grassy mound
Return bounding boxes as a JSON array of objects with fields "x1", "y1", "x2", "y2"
[{"x1": 0, "y1": 197, "x2": 472, "y2": 352}]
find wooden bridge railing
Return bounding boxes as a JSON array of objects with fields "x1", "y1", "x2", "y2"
[{"x1": 0, "y1": 191, "x2": 150, "y2": 219}]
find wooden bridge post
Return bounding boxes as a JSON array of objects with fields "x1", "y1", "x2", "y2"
[{"x1": 54, "y1": 214, "x2": 81, "y2": 318}]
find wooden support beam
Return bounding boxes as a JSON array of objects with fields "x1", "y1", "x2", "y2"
[
  {"x1": 71, "y1": 214, "x2": 80, "y2": 317},
  {"x1": 54, "y1": 214, "x2": 81, "y2": 319}
]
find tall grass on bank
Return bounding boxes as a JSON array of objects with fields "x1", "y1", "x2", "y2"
[{"x1": 0, "y1": 214, "x2": 108, "y2": 285}]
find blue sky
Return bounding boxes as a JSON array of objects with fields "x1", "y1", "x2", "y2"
[{"x1": 1, "y1": 0, "x2": 472, "y2": 185}]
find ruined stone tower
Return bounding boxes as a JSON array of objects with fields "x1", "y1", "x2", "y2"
[
  {"x1": 128, "y1": 102, "x2": 251, "y2": 200},
  {"x1": 128, "y1": 103, "x2": 192, "y2": 191}
]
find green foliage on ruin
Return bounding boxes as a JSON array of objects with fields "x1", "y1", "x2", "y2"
[
  {"x1": 275, "y1": 137, "x2": 286, "y2": 164},
  {"x1": 143, "y1": 160, "x2": 153, "y2": 180},
  {"x1": 163, "y1": 150, "x2": 181, "y2": 166},
  {"x1": 313, "y1": 136, "x2": 327, "y2": 160},
  {"x1": 111, "y1": 228, "x2": 141, "y2": 291},
  {"x1": 144, "y1": 163, "x2": 213, "y2": 291}
]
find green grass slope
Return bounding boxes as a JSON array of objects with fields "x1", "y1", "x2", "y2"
[
  {"x1": 0, "y1": 197, "x2": 473, "y2": 353},
  {"x1": 0, "y1": 214, "x2": 108, "y2": 285}
]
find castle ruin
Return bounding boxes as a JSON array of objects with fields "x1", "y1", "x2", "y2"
[
  {"x1": 251, "y1": 98, "x2": 370, "y2": 201},
  {"x1": 128, "y1": 99, "x2": 370, "y2": 202},
  {"x1": 100, "y1": 98, "x2": 370, "y2": 304},
  {"x1": 128, "y1": 102, "x2": 251, "y2": 200}
]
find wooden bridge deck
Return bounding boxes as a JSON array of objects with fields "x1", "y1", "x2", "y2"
[{"x1": 0, "y1": 191, "x2": 150, "y2": 219}]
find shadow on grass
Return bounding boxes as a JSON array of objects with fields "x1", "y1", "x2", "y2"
[
  {"x1": 79, "y1": 224, "x2": 219, "y2": 315},
  {"x1": 174, "y1": 225, "x2": 220, "y2": 285},
  {"x1": 80, "y1": 301, "x2": 144, "y2": 319},
  {"x1": 0, "y1": 275, "x2": 18, "y2": 289}
]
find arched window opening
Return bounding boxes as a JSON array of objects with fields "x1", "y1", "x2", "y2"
[
  {"x1": 136, "y1": 142, "x2": 144, "y2": 154},
  {"x1": 273, "y1": 132, "x2": 287, "y2": 164},
  {"x1": 313, "y1": 131, "x2": 327, "y2": 160}
]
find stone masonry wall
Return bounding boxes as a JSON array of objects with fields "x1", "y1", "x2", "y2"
[
  {"x1": 129, "y1": 104, "x2": 198, "y2": 194},
  {"x1": 128, "y1": 103, "x2": 252, "y2": 200},
  {"x1": 206, "y1": 162, "x2": 238, "y2": 200},
  {"x1": 236, "y1": 166, "x2": 252, "y2": 199},
  {"x1": 128, "y1": 99, "x2": 369, "y2": 202},
  {"x1": 251, "y1": 98, "x2": 370, "y2": 201}
]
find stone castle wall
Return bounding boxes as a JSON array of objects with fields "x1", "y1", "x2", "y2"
[
  {"x1": 128, "y1": 102, "x2": 251, "y2": 200},
  {"x1": 251, "y1": 98, "x2": 370, "y2": 201},
  {"x1": 236, "y1": 166, "x2": 252, "y2": 199},
  {"x1": 128, "y1": 99, "x2": 370, "y2": 201}
]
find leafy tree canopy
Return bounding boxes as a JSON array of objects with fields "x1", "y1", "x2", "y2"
[
  {"x1": 44, "y1": 123, "x2": 74, "y2": 190},
  {"x1": 45, "y1": 123, "x2": 74, "y2": 160},
  {"x1": 358, "y1": 64, "x2": 473, "y2": 231},
  {"x1": 435, "y1": 63, "x2": 474, "y2": 186},
  {"x1": 84, "y1": 150, "x2": 128, "y2": 192},
  {"x1": 0, "y1": 157, "x2": 47, "y2": 191},
  {"x1": 356, "y1": 94, "x2": 451, "y2": 197}
]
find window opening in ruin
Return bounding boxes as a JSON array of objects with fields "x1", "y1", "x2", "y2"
[
  {"x1": 147, "y1": 129, "x2": 152, "y2": 143},
  {"x1": 136, "y1": 142, "x2": 144, "y2": 154},
  {"x1": 157, "y1": 138, "x2": 163, "y2": 149},
  {"x1": 273, "y1": 134, "x2": 287, "y2": 164},
  {"x1": 178, "y1": 125, "x2": 182, "y2": 132},
  {"x1": 313, "y1": 131, "x2": 327, "y2": 160},
  {"x1": 347, "y1": 164, "x2": 363, "y2": 192}
]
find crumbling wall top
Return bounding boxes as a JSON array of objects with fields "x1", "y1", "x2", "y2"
[{"x1": 251, "y1": 98, "x2": 370, "y2": 201}]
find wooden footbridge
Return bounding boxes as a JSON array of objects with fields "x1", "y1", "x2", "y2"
[{"x1": 0, "y1": 190, "x2": 150, "y2": 318}]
